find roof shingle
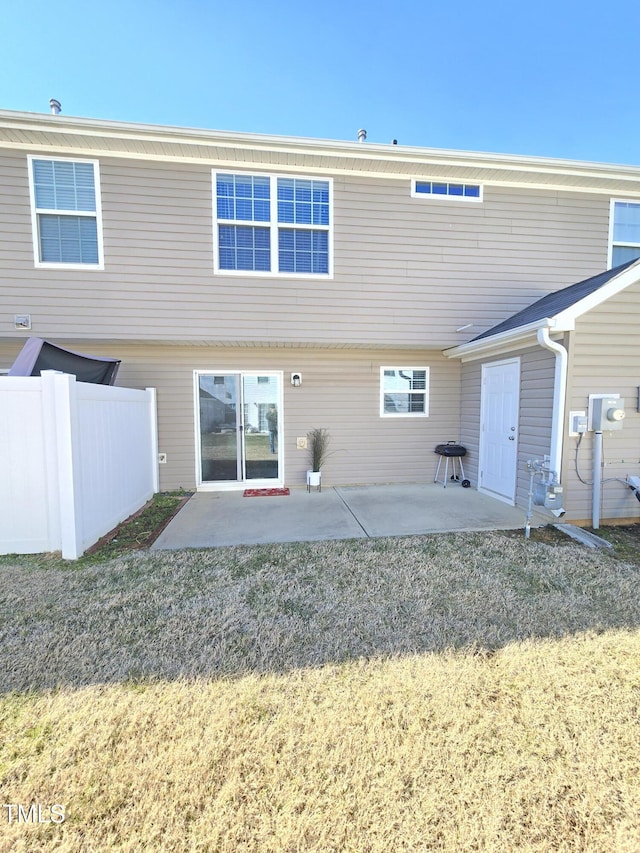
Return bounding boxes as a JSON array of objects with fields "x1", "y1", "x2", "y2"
[{"x1": 472, "y1": 259, "x2": 639, "y2": 341}]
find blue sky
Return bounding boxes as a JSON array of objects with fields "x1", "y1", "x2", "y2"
[{"x1": 2, "y1": 0, "x2": 640, "y2": 165}]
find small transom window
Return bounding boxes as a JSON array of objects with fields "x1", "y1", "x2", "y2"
[{"x1": 412, "y1": 180, "x2": 482, "y2": 202}]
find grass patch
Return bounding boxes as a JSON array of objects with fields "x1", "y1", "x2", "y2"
[
  {"x1": 1, "y1": 638, "x2": 639, "y2": 851},
  {"x1": 1, "y1": 532, "x2": 640, "y2": 849},
  {"x1": 584, "y1": 523, "x2": 640, "y2": 566},
  {"x1": 1, "y1": 533, "x2": 640, "y2": 687}
]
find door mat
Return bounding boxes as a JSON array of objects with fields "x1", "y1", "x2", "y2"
[{"x1": 243, "y1": 487, "x2": 290, "y2": 497}]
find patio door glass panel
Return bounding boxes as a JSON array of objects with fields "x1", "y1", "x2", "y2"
[
  {"x1": 198, "y1": 374, "x2": 241, "y2": 482},
  {"x1": 198, "y1": 372, "x2": 280, "y2": 483},
  {"x1": 242, "y1": 374, "x2": 279, "y2": 480}
]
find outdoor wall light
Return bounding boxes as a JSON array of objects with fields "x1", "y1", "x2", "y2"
[{"x1": 291, "y1": 373, "x2": 302, "y2": 387}]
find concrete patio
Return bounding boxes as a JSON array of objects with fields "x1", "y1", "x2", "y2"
[{"x1": 152, "y1": 483, "x2": 547, "y2": 550}]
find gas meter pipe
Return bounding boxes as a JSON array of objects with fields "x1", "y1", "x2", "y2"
[{"x1": 592, "y1": 430, "x2": 603, "y2": 529}]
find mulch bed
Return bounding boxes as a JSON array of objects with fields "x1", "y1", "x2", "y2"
[{"x1": 85, "y1": 493, "x2": 192, "y2": 555}]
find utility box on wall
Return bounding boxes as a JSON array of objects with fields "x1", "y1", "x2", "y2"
[
  {"x1": 589, "y1": 396, "x2": 626, "y2": 431},
  {"x1": 533, "y1": 481, "x2": 564, "y2": 510}
]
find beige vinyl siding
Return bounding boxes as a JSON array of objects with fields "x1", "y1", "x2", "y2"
[
  {"x1": 515, "y1": 348, "x2": 556, "y2": 507},
  {"x1": 459, "y1": 362, "x2": 480, "y2": 488},
  {"x1": 0, "y1": 343, "x2": 14, "y2": 371},
  {"x1": 1, "y1": 150, "x2": 611, "y2": 350},
  {"x1": 0, "y1": 154, "x2": 35, "y2": 267},
  {"x1": 565, "y1": 282, "x2": 640, "y2": 523},
  {"x1": 460, "y1": 346, "x2": 555, "y2": 507},
  {"x1": 0, "y1": 342, "x2": 460, "y2": 490}
]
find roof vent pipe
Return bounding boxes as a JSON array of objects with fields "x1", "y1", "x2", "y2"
[
  {"x1": 49, "y1": 99, "x2": 61, "y2": 115},
  {"x1": 357, "y1": 128, "x2": 367, "y2": 143}
]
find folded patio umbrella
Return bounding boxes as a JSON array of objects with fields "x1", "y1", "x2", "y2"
[{"x1": 8, "y1": 337, "x2": 121, "y2": 385}]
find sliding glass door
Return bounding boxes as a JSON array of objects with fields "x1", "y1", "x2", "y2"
[{"x1": 196, "y1": 372, "x2": 281, "y2": 485}]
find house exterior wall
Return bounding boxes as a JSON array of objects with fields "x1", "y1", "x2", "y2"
[
  {"x1": 0, "y1": 147, "x2": 612, "y2": 350},
  {"x1": 460, "y1": 346, "x2": 555, "y2": 508},
  {"x1": 4, "y1": 115, "x2": 640, "y2": 506},
  {"x1": 0, "y1": 341, "x2": 461, "y2": 490},
  {"x1": 565, "y1": 282, "x2": 640, "y2": 523}
]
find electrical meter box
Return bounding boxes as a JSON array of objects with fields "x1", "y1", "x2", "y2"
[{"x1": 591, "y1": 397, "x2": 625, "y2": 431}]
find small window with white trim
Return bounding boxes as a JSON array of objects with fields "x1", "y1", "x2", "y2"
[
  {"x1": 412, "y1": 179, "x2": 482, "y2": 201},
  {"x1": 28, "y1": 156, "x2": 103, "y2": 268},
  {"x1": 380, "y1": 367, "x2": 429, "y2": 417},
  {"x1": 609, "y1": 199, "x2": 640, "y2": 268}
]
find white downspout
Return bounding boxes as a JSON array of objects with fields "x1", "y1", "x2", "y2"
[{"x1": 537, "y1": 327, "x2": 568, "y2": 482}]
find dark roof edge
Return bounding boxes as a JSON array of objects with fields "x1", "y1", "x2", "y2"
[{"x1": 472, "y1": 259, "x2": 640, "y2": 342}]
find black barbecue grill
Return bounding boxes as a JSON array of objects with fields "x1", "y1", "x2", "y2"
[{"x1": 434, "y1": 442, "x2": 470, "y2": 488}]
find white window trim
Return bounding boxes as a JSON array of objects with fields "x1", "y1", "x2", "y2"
[
  {"x1": 380, "y1": 366, "x2": 430, "y2": 418},
  {"x1": 608, "y1": 197, "x2": 640, "y2": 269},
  {"x1": 27, "y1": 154, "x2": 105, "y2": 270},
  {"x1": 212, "y1": 171, "x2": 334, "y2": 278},
  {"x1": 411, "y1": 178, "x2": 483, "y2": 202}
]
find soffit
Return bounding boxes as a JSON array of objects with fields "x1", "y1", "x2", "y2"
[
  {"x1": 0, "y1": 336, "x2": 442, "y2": 351},
  {"x1": 3, "y1": 111, "x2": 640, "y2": 194}
]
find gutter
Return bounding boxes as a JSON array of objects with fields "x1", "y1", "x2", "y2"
[
  {"x1": 444, "y1": 318, "x2": 558, "y2": 361},
  {"x1": 536, "y1": 327, "x2": 568, "y2": 482},
  {"x1": 4, "y1": 110, "x2": 640, "y2": 186}
]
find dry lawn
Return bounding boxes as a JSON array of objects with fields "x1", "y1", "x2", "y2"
[{"x1": 1, "y1": 531, "x2": 640, "y2": 851}]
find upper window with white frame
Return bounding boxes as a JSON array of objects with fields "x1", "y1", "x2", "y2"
[
  {"x1": 412, "y1": 179, "x2": 482, "y2": 202},
  {"x1": 214, "y1": 172, "x2": 332, "y2": 276},
  {"x1": 609, "y1": 199, "x2": 640, "y2": 268},
  {"x1": 28, "y1": 156, "x2": 103, "y2": 268},
  {"x1": 380, "y1": 367, "x2": 429, "y2": 417}
]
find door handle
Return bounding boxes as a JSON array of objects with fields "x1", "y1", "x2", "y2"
[{"x1": 508, "y1": 435, "x2": 515, "y2": 441}]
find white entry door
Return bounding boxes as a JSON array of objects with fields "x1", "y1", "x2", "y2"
[{"x1": 479, "y1": 359, "x2": 520, "y2": 504}]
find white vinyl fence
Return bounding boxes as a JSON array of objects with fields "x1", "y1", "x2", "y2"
[{"x1": 1, "y1": 371, "x2": 158, "y2": 559}]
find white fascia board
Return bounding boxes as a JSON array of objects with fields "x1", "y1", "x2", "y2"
[
  {"x1": 443, "y1": 318, "x2": 559, "y2": 362},
  {"x1": 6, "y1": 138, "x2": 640, "y2": 191},
  {"x1": 5, "y1": 110, "x2": 640, "y2": 186}
]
